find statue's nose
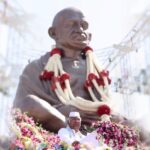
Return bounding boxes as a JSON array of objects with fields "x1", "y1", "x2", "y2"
[{"x1": 74, "y1": 23, "x2": 84, "y2": 33}]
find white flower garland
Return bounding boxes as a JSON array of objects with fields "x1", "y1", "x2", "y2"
[{"x1": 40, "y1": 47, "x2": 112, "y2": 112}]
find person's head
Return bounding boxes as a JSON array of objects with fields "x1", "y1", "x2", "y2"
[
  {"x1": 48, "y1": 7, "x2": 92, "y2": 50},
  {"x1": 67, "y1": 112, "x2": 81, "y2": 132}
]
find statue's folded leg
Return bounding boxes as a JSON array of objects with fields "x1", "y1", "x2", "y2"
[{"x1": 14, "y1": 95, "x2": 66, "y2": 132}]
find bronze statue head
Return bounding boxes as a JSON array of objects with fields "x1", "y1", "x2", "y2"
[{"x1": 48, "y1": 7, "x2": 92, "y2": 50}]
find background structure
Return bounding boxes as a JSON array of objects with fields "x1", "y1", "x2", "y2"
[{"x1": 0, "y1": 0, "x2": 150, "y2": 137}]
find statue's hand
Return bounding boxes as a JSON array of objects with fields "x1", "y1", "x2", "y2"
[
  {"x1": 110, "y1": 113, "x2": 127, "y2": 124},
  {"x1": 80, "y1": 111, "x2": 100, "y2": 126},
  {"x1": 58, "y1": 105, "x2": 80, "y2": 117}
]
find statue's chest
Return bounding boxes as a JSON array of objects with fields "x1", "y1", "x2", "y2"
[
  {"x1": 62, "y1": 59, "x2": 87, "y2": 94},
  {"x1": 62, "y1": 59, "x2": 86, "y2": 80}
]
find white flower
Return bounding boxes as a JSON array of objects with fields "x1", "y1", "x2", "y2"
[
  {"x1": 96, "y1": 143, "x2": 112, "y2": 150},
  {"x1": 101, "y1": 114, "x2": 111, "y2": 121}
]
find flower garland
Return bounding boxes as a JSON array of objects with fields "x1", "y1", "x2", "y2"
[
  {"x1": 85, "y1": 106, "x2": 140, "y2": 150},
  {"x1": 10, "y1": 109, "x2": 114, "y2": 150},
  {"x1": 95, "y1": 121, "x2": 139, "y2": 150},
  {"x1": 39, "y1": 46, "x2": 112, "y2": 112},
  {"x1": 80, "y1": 105, "x2": 140, "y2": 149},
  {"x1": 10, "y1": 109, "x2": 61, "y2": 150}
]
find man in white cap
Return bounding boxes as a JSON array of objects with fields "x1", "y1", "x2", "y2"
[{"x1": 58, "y1": 111, "x2": 85, "y2": 145}]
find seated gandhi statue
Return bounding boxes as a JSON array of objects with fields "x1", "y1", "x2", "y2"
[{"x1": 13, "y1": 7, "x2": 127, "y2": 133}]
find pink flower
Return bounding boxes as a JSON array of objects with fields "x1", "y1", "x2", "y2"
[
  {"x1": 21, "y1": 127, "x2": 33, "y2": 137},
  {"x1": 96, "y1": 121, "x2": 138, "y2": 149},
  {"x1": 14, "y1": 139, "x2": 24, "y2": 149}
]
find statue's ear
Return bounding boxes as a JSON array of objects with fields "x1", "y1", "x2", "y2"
[{"x1": 48, "y1": 27, "x2": 56, "y2": 39}]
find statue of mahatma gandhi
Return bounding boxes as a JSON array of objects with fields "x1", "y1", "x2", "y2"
[
  {"x1": 13, "y1": 7, "x2": 150, "y2": 145},
  {"x1": 13, "y1": 7, "x2": 127, "y2": 133}
]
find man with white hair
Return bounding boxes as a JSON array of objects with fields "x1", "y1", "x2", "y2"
[{"x1": 58, "y1": 112, "x2": 85, "y2": 145}]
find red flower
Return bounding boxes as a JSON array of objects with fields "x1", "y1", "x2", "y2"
[
  {"x1": 60, "y1": 73, "x2": 70, "y2": 82},
  {"x1": 97, "y1": 78, "x2": 105, "y2": 86},
  {"x1": 50, "y1": 76, "x2": 59, "y2": 90},
  {"x1": 99, "y1": 70, "x2": 109, "y2": 77},
  {"x1": 84, "y1": 80, "x2": 93, "y2": 89},
  {"x1": 88, "y1": 73, "x2": 98, "y2": 81},
  {"x1": 97, "y1": 78, "x2": 111, "y2": 86},
  {"x1": 98, "y1": 70, "x2": 112, "y2": 86},
  {"x1": 60, "y1": 82, "x2": 66, "y2": 90},
  {"x1": 72, "y1": 141, "x2": 80, "y2": 149},
  {"x1": 50, "y1": 48, "x2": 62, "y2": 56},
  {"x1": 97, "y1": 105, "x2": 111, "y2": 117},
  {"x1": 39, "y1": 70, "x2": 54, "y2": 80},
  {"x1": 82, "y1": 46, "x2": 93, "y2": 54},
  {"x1": 59, "y1": 73, "x2": 70, "y2": 90}
]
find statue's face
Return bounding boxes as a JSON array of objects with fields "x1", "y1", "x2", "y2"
[{"x1": 54, "y1": 10, "x2": 91, "y2": 50}]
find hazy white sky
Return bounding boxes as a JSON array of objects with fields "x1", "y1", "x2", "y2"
[
  {"x1": 0, "y1": 0, "x2": 150, "y2": 136},
  {"x1": 0, "y1": 0, "x2": 149, "y2": 59},
  {"x1": 17, "y1": 0, "x2": 150, "y2": 50}
]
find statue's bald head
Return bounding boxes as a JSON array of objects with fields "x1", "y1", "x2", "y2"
[
  {"x1": 52, "y1": 7, "x2": 84, "y2": 27},
  {"x1": 48, "y1": 7, "x2": 91, "y2": 50}
]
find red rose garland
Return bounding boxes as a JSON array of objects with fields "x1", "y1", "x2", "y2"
[
  {"x1": 39, "y1": 70, "x2": 54, "y2": 80},
  {"x1": 50, "y1": 48, "x2": 62, "y2": 56},
  {"x1": 97, "y1": 104, "x2": 111, "y2": 117},
  {"x1": 39, "y1": 46, "x2": 112, "y2": 112}
]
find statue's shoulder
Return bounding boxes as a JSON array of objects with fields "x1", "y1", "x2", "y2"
[{"x1": 23, "y1": 52, "x2": 50, "y2": 74}]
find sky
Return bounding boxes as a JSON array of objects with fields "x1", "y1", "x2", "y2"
[{"x1": 16, "y1": 0, "x2": 150, "y2": 51}]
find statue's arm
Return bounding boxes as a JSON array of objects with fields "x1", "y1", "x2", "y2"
[
  {"x1": 13, "y1": 60, "x2": 67, "y2": 131},
  {"x1": 13, "y1": 59, "x2": 101, "y2": 130},
  {"x1": 13, "y1": 60, "x2": 54, "y2": 107}
]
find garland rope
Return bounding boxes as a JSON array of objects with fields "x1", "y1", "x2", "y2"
[{"x1": 40, "y1": 46, "x2": 112, "y2": 112}]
